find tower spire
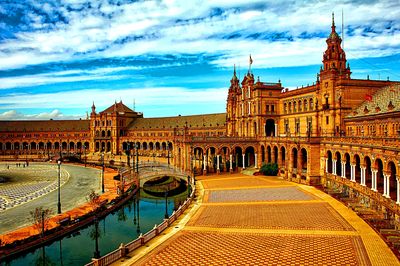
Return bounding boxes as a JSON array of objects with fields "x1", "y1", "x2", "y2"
[{"x1": 331, "y1": 12, "x2": 336, "y2": 32}]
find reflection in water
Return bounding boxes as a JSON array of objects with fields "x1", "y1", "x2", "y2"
[{"x1": 2, "y1": 190, "x2": 186, "y2": 266}]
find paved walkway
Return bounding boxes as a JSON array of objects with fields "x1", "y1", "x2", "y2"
[{"x1": 117, "y1": 173, "x2": 399, "y2": 266}]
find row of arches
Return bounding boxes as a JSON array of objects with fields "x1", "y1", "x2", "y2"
[
  {"x1": 0, "y1": 141, "x2": 90, "y2": 153},
  {"x1": 325, "y1": 150, "x2": 398, "y2": 201},
  {"x1": 121, "y1": 141, "x2": 173, "y2": 152}
]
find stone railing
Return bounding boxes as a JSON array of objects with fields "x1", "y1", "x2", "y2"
[
  {"x1": 325, "y1": 174, "x2": 400, "y2": 215},
  {"x1": 322, "y1": 136, "x2": 400, "y2": 150},
  {"x1": 84, "y1": 182, "x2": 196, "y2": 266}
]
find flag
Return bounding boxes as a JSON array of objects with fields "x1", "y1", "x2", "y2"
[
  {"x1": 249, "y1": 54, "x2": 253, "y2": 65},
  {"x1": 365, "y1": 94, "x2": 372, "y2": 101}
]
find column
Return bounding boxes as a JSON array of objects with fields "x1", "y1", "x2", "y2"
[
  {"x1": 255, "y1": 153, "x2": 258, "y2": 168},
  {"x1": 325, "y1": 158, "x2": 329, "y2": 173},
  {"x1": 216, "y1": 155, "x2": 220, "y2": 173},
  {"x1": 385, "y1": 174, "x2": 390, "y2": 198},
  {"x1": 203, "y1": 155, "x2": 206, "y2": 171},
  {"x1": 360, "y1": 167, "x2": 365, "y2": 185},
  {"x1": 396, "y1": 177, "x2": 400, "y2": 204},
  {"x1": 332, "y1": 160, "x2": 337, "y2": 175},
  {"x1": 274, "y1": 124, "x2": 278, "y2": 137},
  {"x1": 242, "y1": 154, "x2": 245, "y2": 170},
  {"x1": 371, "y1": 170, "x2": 377, "y2": 191},
  {"x1": 229, "y1": 154, "x2": 233, "y2": 173},
  {"x1": 341, "y1": 162, "x2": 346, "y2": 178},
  {"x1": 351, "y1": 164, "x2": 356, "y2": 182},
  {"x1": 383, "y1": 174, "x2": 387, "y2": 196}
]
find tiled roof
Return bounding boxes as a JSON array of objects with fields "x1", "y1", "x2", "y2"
[
  {"x1": 128, "y1": 113, "x2": 226, "y2": 130},
  {"x1": 0, "y1": 120, "x2": 90, "y2": 132},
  {"x1": 100, "y1": 101, "x2": 135, "y2": 114},
  {"x1": 347, "y1": 83, "x2": 400, "y2": 118}
]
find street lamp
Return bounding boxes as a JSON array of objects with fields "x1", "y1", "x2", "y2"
[
  {"x1": 126, "y1": 143, "x2": 131, "y2": 167},
  {"x1": 101, "y1": 151, "x2": 105, "y2": 193},
  {"x1": 164, "y1": 190, "x2": 169, "y2": 219},
  {"x1": 57, "y1": 159, "x2": 62, "y2": 214},
  {"x1": 135, "y1": 143, "x2": 139, "y2": 174}
]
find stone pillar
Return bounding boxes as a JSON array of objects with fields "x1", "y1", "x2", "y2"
[
  {"x1": 351, "y1": 164, "x2": 355, "y2": 182},
  {"x1": 216, "y1": 155, "x2": 220, "y2": 174},
  {"x1": 341, "y1": 162, "x2": 346, "y2": 178},
  {"x1": 229, "y1": 154, "x2": 233, "y2": 173},
  {"x1": 242, "y1": 154, "x2": 245, "y2": 170},
  {"x1": 274, "y1": 124, "x2": 278, "y2": 137},
  {"x1": 203, "y1": 155, "x2": 206, "y2": 174},
  {"x1": 332, "y1": 160, "x2": 337, "y2": 175},
  {"x1": 397, "y1": 177, "x2": 400, "y2": 204},
  {"x1": 325, "y1": 158, "x2": 329, "y2": 173},
  {"x1": 385, "y1": 174, "x2": 390, "y2": 198},
  {"x1": 360, "y1": 167, "x2": 365, "y2": 185},
  {"x1": 371, "y1": 170, "x2": 377, "y2": 191},
  {"x1": 255, "y1": 153, "x2": 258, "y2": 168}
]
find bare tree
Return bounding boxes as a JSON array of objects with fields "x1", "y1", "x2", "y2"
[
  {"x1": 87, "y1": 190, "x2": 101, "y2": 211},
  {"x1": 30, "y1": 207, "x2": 52, "y2": 237}
]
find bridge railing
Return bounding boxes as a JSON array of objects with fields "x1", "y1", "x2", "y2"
[{"x1": 85, "y1": 177, "x2": 196, "y2": 266}]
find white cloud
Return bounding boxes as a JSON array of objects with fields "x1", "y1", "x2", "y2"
[
  {"x1": 0, "y1": 0, "x2": 399, "y2": 70},
  {"x1": 0, "y1": 109, "x2": 83, "y2": 120}
]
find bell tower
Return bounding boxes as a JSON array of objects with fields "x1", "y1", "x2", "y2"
[
  {"x1": 227, "y1": 65, "x2": 240, "y2": 136},
  {"x1": 320, "y1": 12, "x2": 351, "y2": 81}
]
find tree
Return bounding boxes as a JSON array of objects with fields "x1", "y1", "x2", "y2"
[
  {"x1": 259, "y1": 163, "x2": 279, "y2": 176},
  {"x1": 87, "y1": 190, "x2": 101, "y2": 211},
  {"x1": 30, "y1": 207, "x2": 52, "y2": 237}
]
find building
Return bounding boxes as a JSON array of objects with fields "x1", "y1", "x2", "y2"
[{"x1": 1, "y1": 14, "x2": 399, "y2": 220}]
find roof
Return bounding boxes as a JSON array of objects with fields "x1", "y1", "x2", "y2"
[
  {"x1": 100, "y1": 101, "x2": 135, "y2": 114},
  {"x1": 128, "y1": 113, "x2": 226, "y2": 130},
  {"x1": 0, "y1": 120, "x2": 90, "y2": 132},
  {"x1": 346, "y1": 83, "x2": 400, "y2": 119}
]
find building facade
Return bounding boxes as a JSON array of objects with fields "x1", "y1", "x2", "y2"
[{"x1": 1, "y1": 14, "x2": 400, "y2": 218}]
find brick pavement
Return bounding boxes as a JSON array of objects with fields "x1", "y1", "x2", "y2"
[{"x1": 120, "y1": 174, "x2": 399, "y2": 266}]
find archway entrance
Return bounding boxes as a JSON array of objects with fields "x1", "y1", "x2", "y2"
[{"x1": 265, "y1": 119, "x2": 275, "y2": 136}]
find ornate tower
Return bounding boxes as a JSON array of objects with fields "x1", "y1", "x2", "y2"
[
  {"x1": 227, "y1": 65, "x2": 239, "y2": 136},
  {"x1": 319, "y1": 12, "x2": 351, "y2": 81}
]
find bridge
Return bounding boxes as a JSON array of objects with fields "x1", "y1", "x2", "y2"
[{"x1": 136, "y1": 162, "x2": 190, "y2": 187}]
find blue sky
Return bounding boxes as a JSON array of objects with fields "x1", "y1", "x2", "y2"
[{"x1": 0, "y1": 0, "x2": 399, "y2": 120}]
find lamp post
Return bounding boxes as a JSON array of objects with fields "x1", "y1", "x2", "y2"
[
  {"x1": 57, "y1": 159, "x2": 62, "y2": 214},
  {"x1": 126, "y1": 143, "x2": 131, "y2": 167},
  {"x1": 101, "y1": 152, "x2": 105, "y2": 193},
  {"x1": 135, "y1": 143, "x2": 139, "y2": 174},
  {"x1": 164, "y1": 190, "x2": 169, "y2": 219}
]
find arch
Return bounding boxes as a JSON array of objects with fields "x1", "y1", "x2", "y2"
[
  {"x1": 46, "y1": 141, "x2": 52, "y2": 150},
  {"x1": 101, "y1": 142, "x2": 106, "y2": 152},
  {"x1": 326, "y1": 150, "x2": 333, "y2": 173},
  {"x1": 234, "y1": 146, "x2": 243, "y2": 168},
  {"x1": 353, "y1": 154, "x2": 361, "y2": 183},
  {"x1": 375, "y1": 158, "x2": 384, "y2": 195},
  {"x1": 387, "y1": 161, "x2": 397, "y2": 200},
  {"x1": 300, "y1": 148, "x2": 307, "y2": 171},
  {"x1": 343, "y1": 152, "x2": 351, "y2": 178},
  {"x1": 244, "y1": 146, "x2": 255, "y2": 167},
  {"x1": 267, "y1": 146, "x2": 272, "y2": 163},
  {"x1": 101, "y1": 130, "x2": 105, "y2": 137},
  {"x1": 253, "y1": 121, "x2": 257, "y2": 136},
  {"x1": 69, "y1": 141, "x2": 75, "y2": 151},
  {"x1": 273, "y1": 146, "x2": 278, "y2": 164},
  {"x1": 161, "y1": 142, "x2": 167, "y2": 151},
  {"x1": 106, "y1": 142, "x2": 111, "y2": 152},
  {"x1": 291, "y1": 147, "x2": 298, "y2": 170},
  {"x1": 168, "y1": 142, "x2": 173, "y2": 151},
  {"x1": 265, "y1": 119, "x2": 275, "y2": 136},
  {"x1": 62, "y1": 142, "x2": 68, "y2": 150},
  {"x1": 84, "y1": 142, "x2": 90, "y2": 150},
  {"x1": 149, "y1": 142, "x2": 154, "y2": 150},
  {"x1": 143, "y1": 142, "x2": 148, "y2": 150},
  {"x1": 30, "y1": 142, "x2": 36, "y2": 150},
  {"x1": 22, "y1": 142, "x2": 29, "y2": 150},
  {"x1": 155, "y1": 142, "x2": 160, "y2": 151},
  {"x1": 6, "y1": 142, "x2": 12, "y2": 150},
  {"x1": 107, "y1": 130, "x2": 111, "y2": 137},
  {"x1": 122, "y1": 142, "x2": 127, "y2": 151},
  {"x1": 280, "y1": 146, "x2": 286, "y2": 166},
  {"x1": 38, "y1": 142, "x2": 45, "y2": 150},
  {"x1": 303, "y1": 99, "x2": 308, "y2": 111},
  {"x1": 77, "y1": 142, "x2": 82, "y2": 150},
  {"x1": 54, "y1": 142, "x2": 60, "y2": 150},
  {"x1": 363, "y1": 156, "x2": 371, "y2": 187},
  {"x1": 335, "y1": 152, "x2": 341, "y2": 176},
  {"x1": 261, "y1": 145, "x2": 265, "y2": 163}
]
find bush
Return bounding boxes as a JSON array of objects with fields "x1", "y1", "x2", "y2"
[{"x1": 259, "y1": 163, "x2": 278, "y2": 176}]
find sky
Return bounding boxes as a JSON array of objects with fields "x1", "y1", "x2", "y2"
[{"x1": 0, "y1": 0, "x2": 399, "y2": 120}]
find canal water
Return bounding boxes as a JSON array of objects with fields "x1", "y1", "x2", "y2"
[{"x1": 1, "y1": 190, "x2": 187, "y2": 265}]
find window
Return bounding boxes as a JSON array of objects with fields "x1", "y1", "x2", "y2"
[
  {"x1": 326, "y1": 116, "x2": 329, "y2": 125},
  {"x1": 284, "y1": 103, "x2": 287, "y2": 114},
  {"x1": 271, "y1": 105, "x2": 275, "y2": 113},
  {"x1": 266, "y1": 105, "x2": 270, "y2": 113}
]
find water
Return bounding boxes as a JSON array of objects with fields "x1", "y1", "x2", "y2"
[{"x1": 1, "y1": 190, "x2": 187, "y2": 265}]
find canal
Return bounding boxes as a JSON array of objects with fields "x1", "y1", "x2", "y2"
[{"x1": 1, "y1": 190, "x2": 187, "y2": 265}]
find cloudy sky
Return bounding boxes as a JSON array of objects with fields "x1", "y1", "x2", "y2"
[{"x1": 0, "y1": 0, "x2": 399, "y2": 120}]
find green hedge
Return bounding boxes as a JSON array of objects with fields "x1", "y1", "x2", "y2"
[{"x1": 259, "y1": 163, "x2": 278, "y2": 176}]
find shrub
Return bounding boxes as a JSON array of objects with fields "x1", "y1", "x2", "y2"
[{"x1": 259, "y1": 163, "x2": 278, "y2": 176}]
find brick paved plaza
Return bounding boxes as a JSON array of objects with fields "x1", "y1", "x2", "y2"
[{"x1": 118, "y1": 173, "x2": 399, "y2": 266}]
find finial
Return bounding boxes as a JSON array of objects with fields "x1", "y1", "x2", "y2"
[
  {"x1": 332, "y1": 12, "x2": 335, "y2": 26},
  {"x1": 257, "y1": 76, "x2": 260, "y2": 82},
  {"x1": 234, "y1": 64, "x2": 236, "y2": 75}
]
